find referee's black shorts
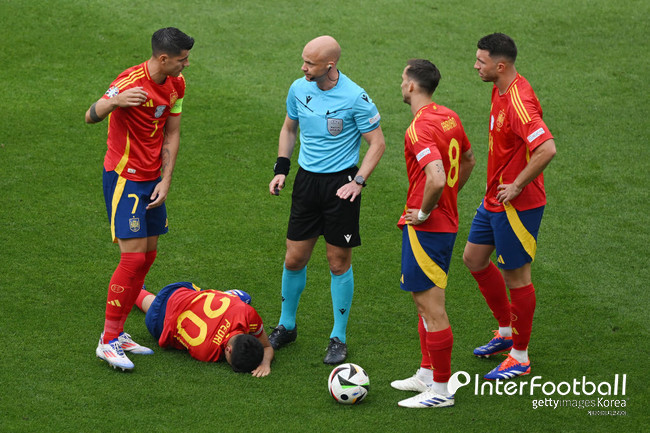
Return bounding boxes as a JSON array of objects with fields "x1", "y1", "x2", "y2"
[{"x1": 287, "y1": 167, "x2": 361, "y2": 248}]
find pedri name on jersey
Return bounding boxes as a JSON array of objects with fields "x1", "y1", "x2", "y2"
[{"x1": 212, "y1": 319, "x2": 232, "y2": 346}]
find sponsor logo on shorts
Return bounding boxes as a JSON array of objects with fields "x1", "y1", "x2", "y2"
[{"x1": 344, "y1": 234, "x2": 352, "y2": 243}]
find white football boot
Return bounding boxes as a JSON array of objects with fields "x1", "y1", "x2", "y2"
[
  {"x1": 398, "y1": 389, "x2": 455, "y2": 408},
  {"x1": 96, "y1": 334, "x2": 135, "y2": 371},
  {"x1": 391, "y1": 373, "x2": 431, "y2": 392},
  {"x1": 118, "y1": 332, "x2": 154, "y2": 355}
]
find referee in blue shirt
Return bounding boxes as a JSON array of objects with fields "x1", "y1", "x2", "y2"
[{"x1": 268, "y1": 35, "x2": 386, "y2": 364}]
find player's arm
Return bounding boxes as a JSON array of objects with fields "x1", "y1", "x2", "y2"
[
  {"x1": 251, "y1": 328, "x2": 274, "y2": 378},
  {"x1": 148, "y1": 115, "x2": 181, "y2": 209},
  {"x1": 405, "y1": 159, "x2": 446, "y2": 225},
  {"x1": 496, "y1": 138, "x2": 556, "y2": 204},
  {"x1": 84, "y1": 87, "x2": 148, "y2": 124},
  {"x1": 269, "y1": 115, "x2": 299, "y2": 195},
  {"x1": 457, "y1": 149, "x2": 476, "y2": 192},
  {"x1": 336, "y1": 125, "x2": 386, "y2": 202}
]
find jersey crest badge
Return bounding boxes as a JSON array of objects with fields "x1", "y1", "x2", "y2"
[
  {"x1": 154, "y1": 105, "x2": 166, "y2": 118},
  {"x1": 327, "y1": 118, "x2": 343, "y2": 136},
  {"x1": 496, "y1": 110, "x2": 506, "y2": 131},
  {"x1": 129, "y1": 217, "x2": 141, "y2": 233}
]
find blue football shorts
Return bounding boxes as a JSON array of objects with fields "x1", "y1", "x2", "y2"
[
  {"x1": 145, "y1": 282, "x2": 197, "y2": 340},
  {"x1": 401, "y1": 225, "x2": 457, "y2": 292},
  {"x1": 103, "y1": 169, "x2": 168, "y2": 242},
  {"x1": 467, "y1": 200, "x2": 545, "y2": 270}
]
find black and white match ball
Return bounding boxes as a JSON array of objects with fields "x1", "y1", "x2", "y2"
[{"x1": 328, "y1": 363, "x2": 369, "y2": 404}]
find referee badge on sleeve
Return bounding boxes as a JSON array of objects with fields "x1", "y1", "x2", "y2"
[{"x1": 327, "y1": 118, "x2": 343, "y2": 136}]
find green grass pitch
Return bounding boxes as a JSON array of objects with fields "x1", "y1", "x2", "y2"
[{"x1": 0, "y1": 0, "x2": 648, "y2": 431}]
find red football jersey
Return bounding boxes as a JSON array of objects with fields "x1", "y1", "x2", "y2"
[
  {"x1": 159, "y1": 288, "x2": 264, "y2": 362},
  {"x1": 398, "y1": 103, "x2": 472, "y2": 233},
  {"x1": 102, "y1": 61, "x2": 186, "y2": 181},
  {"x1": 484, "y1": 74, "x2": 554, "y2": 212}
]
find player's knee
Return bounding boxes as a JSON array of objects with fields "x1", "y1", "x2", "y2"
[{"x1": 462, "y1": 249, "x2": 487, "y2": 272}]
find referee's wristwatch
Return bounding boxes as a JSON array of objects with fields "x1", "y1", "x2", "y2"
[{"x1": 354, "y1": 175, "x2": 367, "y2": 187}]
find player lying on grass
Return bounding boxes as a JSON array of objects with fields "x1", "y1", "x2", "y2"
[{"x1": 132, "y1": 282, "x2": 274, "y2": 377}]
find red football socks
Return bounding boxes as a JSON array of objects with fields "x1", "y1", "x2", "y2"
[
  {"x1": 427, "y1": 326, "x2": 453, "y2": 383},
  {"x1": 103, "y1": 252, "x2": 148, "y2": 342},
  {"x1": 510, "y1": 283, "x2": 536, "y2": 350},
  {"x1": 472, "y1": 262, "x2": 511, "y2": 327},
  {"x1": 117, "y1": 250, "x2": 157, "y2": 330},
  {"x1": 418, "y1": 316, "x2": 432, "y2": 369}
]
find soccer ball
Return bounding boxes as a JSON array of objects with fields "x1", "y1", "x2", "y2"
[
  {"x1": 224, "y1": 289, "x2": 251, "y2": 304},
  {"x1": 328, "y1": 363, "x2": 369, "y2": 404}
]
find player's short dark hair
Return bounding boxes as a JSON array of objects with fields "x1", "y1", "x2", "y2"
[
  {"x1": 477, "y1": 33, "x2": 517, "y2": 63},
  {"x1": 151, "y1": 27, "x2": 195, "y2": 57},
  {"x1": 406, "y1": 59, "x2": 441, "y2": 95},
  {"x1": 229, "y1": 334, "x2": 264, "y2": 373}
]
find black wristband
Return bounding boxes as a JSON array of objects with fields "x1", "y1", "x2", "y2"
[
  {"x1": 274, "y1": 157, "x2": 291, "y2": 176},
  {"x1": 89, "y1": 102, "x2": 102, "y2": 123}
]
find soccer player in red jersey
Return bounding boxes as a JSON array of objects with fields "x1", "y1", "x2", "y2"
[
  {"x1": 85, "y1": 28, "x2": 194, "y2": 371},
  {"x1": 136, "y1": 282, "x2": 274, "y2": 377},
  {"x1": 391, "y1": 60, "x2": 475, "y2": 408},
  {"x1": 463, "y1": 33, "x2": 556, "y2": 380}
]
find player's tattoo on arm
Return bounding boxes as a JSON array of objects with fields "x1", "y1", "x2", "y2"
[{"x1": 89, "y1": 102, "x2": 102, "y2": 123}]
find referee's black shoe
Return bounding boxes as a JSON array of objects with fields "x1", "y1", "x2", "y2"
[
  {"x1": 323, "y1": 337, "x2": 347, "y2": 365},
  {"x1": 268, "y1": 324, "x2": 297, "y2": 350}
]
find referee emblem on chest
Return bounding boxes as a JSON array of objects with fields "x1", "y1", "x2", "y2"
[{"x1": 327, "y1": 118, "x2": 343, "y2": 136}]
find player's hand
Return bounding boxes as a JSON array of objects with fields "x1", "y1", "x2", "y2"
[
  {"x1": 269, "y1": 175, "x2": 286, "y2": 196},
  {"x1": 251, "y1": 364, "x2": 271, "y2": 377},
  {"x1": 336, "y1": 181, "x2": 362, "y2": 202},
  {"x1": 147, "y1": 179, "x2": 170, "y2": 209},
  {"x1": 496, "y1": 183, "x2": 522, "y2": 205},
  {"x1": 116, "y1": 87, "x2": 148, "y2": 107},
  {"x1": 404, "y1": 206, "x2": 437, "y2": 225}
]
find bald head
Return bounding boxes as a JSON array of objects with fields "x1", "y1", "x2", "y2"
[{"x1": 303, "y1": 35, "x2": 341, "y2": 64}]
